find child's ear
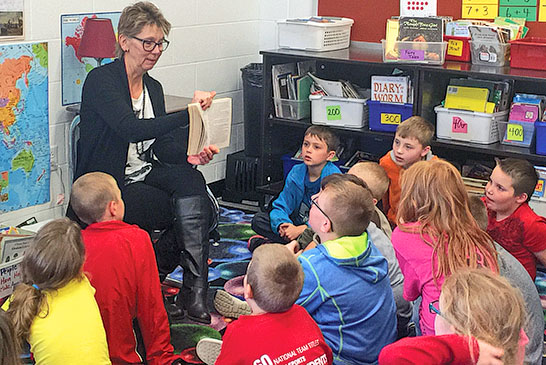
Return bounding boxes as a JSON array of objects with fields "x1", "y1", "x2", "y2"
[
  {"x1": 243, "y1": 281, "x2": 254, "y2": 300},
  {"x1": 419, "y1": 145, "x2": 431, "y2": 158},
  {"x1": 108, "y1": 200, "x2": 119, "y2": 218},
  {"x1": 327, "y1": 150, "x2": 336, "y2": 161},
  {"x1": 372, "y1": 198, "x2": 378, "y2": 206},
  {"x1": 515, "y1": 192, "x2": 528, "y2": 205}
]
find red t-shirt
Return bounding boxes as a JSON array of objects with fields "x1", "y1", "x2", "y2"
[
  {"x1": 486, "y1": 202, "x2": 546, "y2": 280},
  {"x1": 215, "y1": 304, "x2": 333, "y2": 365},
  {"x1": 379, "y1": 334, "x2": 479, "y2": 365}
]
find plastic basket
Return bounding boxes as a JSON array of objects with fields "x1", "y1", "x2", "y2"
[
  {"x1": 278, "y1": 17, "x2": 354, "y2": 52},
  {"x1": 435, "y1": 106, "x2": 507, "y2": 144},
  {"x1": 498, "y1": 120, "x2": 535, "y2": 147},
  {"x1": 469, "y1": 41, "x2": 510, "y2": 67},
  {"x1": 310, "y1": 95, "x2": 368, "y2": 128},
  {"x1": 510, "y1": 37, "x2": 546, "y2": 71},
  {"x1": 444, "y1": 35, "x2": 471, "y2": 62}
]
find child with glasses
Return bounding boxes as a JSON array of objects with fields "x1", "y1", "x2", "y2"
[
  {"x1": 249, "y1": 126, "x2": 341, "y2": 251},
  {"x1": 379, "y1": 268, "x2": 528, "y2": 364},
  {"x1": 294, "y1": 173, "x2": 397, "y2": 364},
  {"x1": 391, "y1": 159, "x2": 498, "y2": 335}
]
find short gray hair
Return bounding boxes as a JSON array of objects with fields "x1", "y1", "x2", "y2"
[{"x1": 115, "y1": 1, "x2": 171, "y2": 58}]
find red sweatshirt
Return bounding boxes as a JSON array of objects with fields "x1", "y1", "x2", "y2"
[{"x1": 82, "y1": 220, "x2": 178, "y2": 365}]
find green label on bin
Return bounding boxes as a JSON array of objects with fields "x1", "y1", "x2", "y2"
[
  {"x1": 326, "y1": 105, "x2": 341, "y2": 121},
  {"x1": 506, "y1": 123, "x2": 524, "y2": 142}
]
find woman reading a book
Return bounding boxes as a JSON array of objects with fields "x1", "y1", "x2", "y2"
[{"x1": 68, "y1": 1, "x2": 218, "y2": 324}]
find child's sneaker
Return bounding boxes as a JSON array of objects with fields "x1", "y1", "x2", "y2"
[
  {"x1": 247, "y1": 234, "x2": 271, "y2": 252},
  {"x1": 196, "y1": 338, "x2": 222, "y2": 365},
  {"x1": 214, "y1": 290, "x2": 251, "y2": 319}
]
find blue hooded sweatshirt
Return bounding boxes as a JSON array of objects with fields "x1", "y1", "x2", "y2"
[
  {"x1": 269, "y1": 161, "x2": 341, "y2": 233},
  {"x1": 296, "y1": 233, "x2": 397, "y2": 364}
]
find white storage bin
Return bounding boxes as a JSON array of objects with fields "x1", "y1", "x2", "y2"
[
  {"x1": 310, "y1": 95, "x2": 368, "y2": 128},
  {"x1": 435, "y1": 106, "x2": 508, "y2": 144},
  {"x1": 278, "y1": 17, "x2": 354, "y2": 52}
]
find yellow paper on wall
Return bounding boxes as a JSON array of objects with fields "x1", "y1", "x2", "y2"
[
  {"x1": 462, "y1": 4, "x2": 499, "y2": 19},
  {"x1": 540, "y1": 0, "x2": 546, "y2": 22}
]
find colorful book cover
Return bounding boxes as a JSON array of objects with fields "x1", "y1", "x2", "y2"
[{"x1": 397, "y1": 16, "x2": 443, "y2": 42}]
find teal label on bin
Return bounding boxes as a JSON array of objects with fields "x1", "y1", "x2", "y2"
[{"x1": 326, "y1": 105, "x2": 341, "y2": 121}]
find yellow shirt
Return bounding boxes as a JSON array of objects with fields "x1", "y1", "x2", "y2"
[{"x1": 3, "y1": 276, "x2": 111, "y2": 365}]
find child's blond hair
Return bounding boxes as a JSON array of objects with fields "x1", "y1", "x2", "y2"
[
  {"x1": 441, "y1": 268, "x2": 526, "y2": 364},
  {"x1": 304, "y1": 125, "x2": 340, "y2": 152},
  {"x1": 395, "y1": 116, "x2": 435, "y2": 148},
  {"x1": 7, "y1": 219, "x2": 85, "y2": 349},
  {"x1": 246, "y1": 244, "x2": 304, "y2": 313},
  {"x1": 495, "y1": 158, "x2": 538, "y2": 202},
  {"x1": 320, "y1": 173, "x2": 374, "y2": 237},
  {"x1": 397, "y1": 160, "x2": 498, "y2": 280},
  {"x1": 70, "y1": 172, "x2": 120, "y2": 225},
  {"x1": 348, "y1": 161, "x2": 389, "y2": 201}
]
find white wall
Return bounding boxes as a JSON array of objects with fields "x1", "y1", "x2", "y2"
[{"x1": 1, "y1": 0, "x2": 315, "y2": 226}]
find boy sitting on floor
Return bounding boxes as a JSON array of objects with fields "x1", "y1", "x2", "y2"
[
  {"x1": 484, "y1": 157, "x2": 546, "y2": 280},
  {"x1": 70, "y1": 172, "x2": 181, "y2": 365},
  {"x1": 379, "y1": 116, "x2": 436, "y2": 226},
  {"x1": 196, "y1": 244, "x2": 332, "y2": 365},
  {"x1": 216, "y1": 174, "x2": 397, "y2": 364},
  {"x1": 250, "y1": 125, "x2": 340, "y2": 251}
]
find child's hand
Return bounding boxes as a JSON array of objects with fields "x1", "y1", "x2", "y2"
[
  {"x1": 280, "y1": 224, "x2": 306, "y2": 241},
  {"x1": 278, "y1": 223, "x2": 290, "y2": 237},
  {"x1": 285, "y1": 240, "x2": 301, "y2": 255},
  {"x1": 476, "y1": 339, "x2": 503, "y2": 365}
]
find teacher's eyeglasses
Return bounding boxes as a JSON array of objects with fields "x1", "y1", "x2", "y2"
[
  {"x1": 132, "y1": 36, "x2": 170, "y2": 52},
  {"x1": 310, "y1": 195, "x2": 334, "y2": 231}
]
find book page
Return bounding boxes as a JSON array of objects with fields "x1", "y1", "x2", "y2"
[{"x1": 187, "y1": 98, "x2": 232, "y2": 155}]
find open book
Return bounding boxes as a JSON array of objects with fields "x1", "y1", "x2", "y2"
[{"x1": 187, "y1": 97, "x2": 232, "y2": 156}]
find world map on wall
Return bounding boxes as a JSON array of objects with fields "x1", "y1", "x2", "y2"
[
  {"x1": 0, "y1": 42, "x2": 49, "y2": 213},
  {"x1": 61, "y1": 12, "x2": 120, "y2": 106}
]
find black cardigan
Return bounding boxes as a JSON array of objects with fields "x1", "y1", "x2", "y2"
[{"x1": 76, "y1": 58, "x2": 190, "y2": 187}]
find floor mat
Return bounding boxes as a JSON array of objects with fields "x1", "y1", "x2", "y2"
[{"x1": 166, "y1": 206, "x2": 255, "y2": 363}]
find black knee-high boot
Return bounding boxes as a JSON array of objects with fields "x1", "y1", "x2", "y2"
[{"x1": 172, "y1": 195, "x2": 211, "y2": 324}]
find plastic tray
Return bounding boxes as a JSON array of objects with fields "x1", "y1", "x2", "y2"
[
  {"x1": 510, "y1": 37, "x2": 546, "y2": 71},
  {"x1": 498, "y1": 120, "x2": 535, "y2": 147},
  {"x1": 278, "y1": 17, "x2": 354, "y2": 52},
  {"x1": 469, "y1": 41, "x2": 510, "y2": 67}
]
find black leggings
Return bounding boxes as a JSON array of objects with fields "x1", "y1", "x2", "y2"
[{"x1": 122, "y1": 163, "x2": 207, "y2": 233}]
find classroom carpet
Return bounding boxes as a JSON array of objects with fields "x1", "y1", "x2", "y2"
[{"x1": 163, "y1": 206, "x2": 256, "y2": 364}]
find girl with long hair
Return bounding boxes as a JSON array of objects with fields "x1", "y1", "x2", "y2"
[
  {"x1": 392, "y1": 159, "x2": 498, "y2": 335},
  {"x1": 3, "y1": 218, "x2": 110, "y2": 364},
  {"x1": 380, "y1": 268, "x2": 527, "y2": 364}
]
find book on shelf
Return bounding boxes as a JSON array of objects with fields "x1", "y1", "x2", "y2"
[
  {"x1": 444, "y1": 85, "x2": 490, "y2": 113},
  {"x1": 397, "y1": 16, "x2": 443, "y2": 43},
  {"x1": 0, "y1": 228, "x2": 34, "y2": 264},
  {"x1": 371, "y1": 75, "x2": 411, "y2": 104},
  {"x1": 187, "y1": 98, "x2": 232, "y2": 156}
]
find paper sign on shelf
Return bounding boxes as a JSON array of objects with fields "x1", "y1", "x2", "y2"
[
  {"x1": 452, "y1": 116, "x2": 468, "y2": 133},
  {"x1": 507, "y1": 123, "x2": 524, "y2": 142},
  {"x1": 326, "y1": 105, "x2": 342, "y2": 121},
  {"x1": 381, "y1": 113, "x2": 402, "y2": 125}
]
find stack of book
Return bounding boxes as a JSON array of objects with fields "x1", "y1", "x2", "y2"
[
  {"x1": 444, "y1": 78, "x2": 512, "y2": 113},
  {"x1": 272, "y1": 61, "x2": 316, "y2": 119}
]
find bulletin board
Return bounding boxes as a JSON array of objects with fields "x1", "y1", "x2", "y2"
[{"x1": 318, "y1": 0, "x2": 546, "y2": 43}]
